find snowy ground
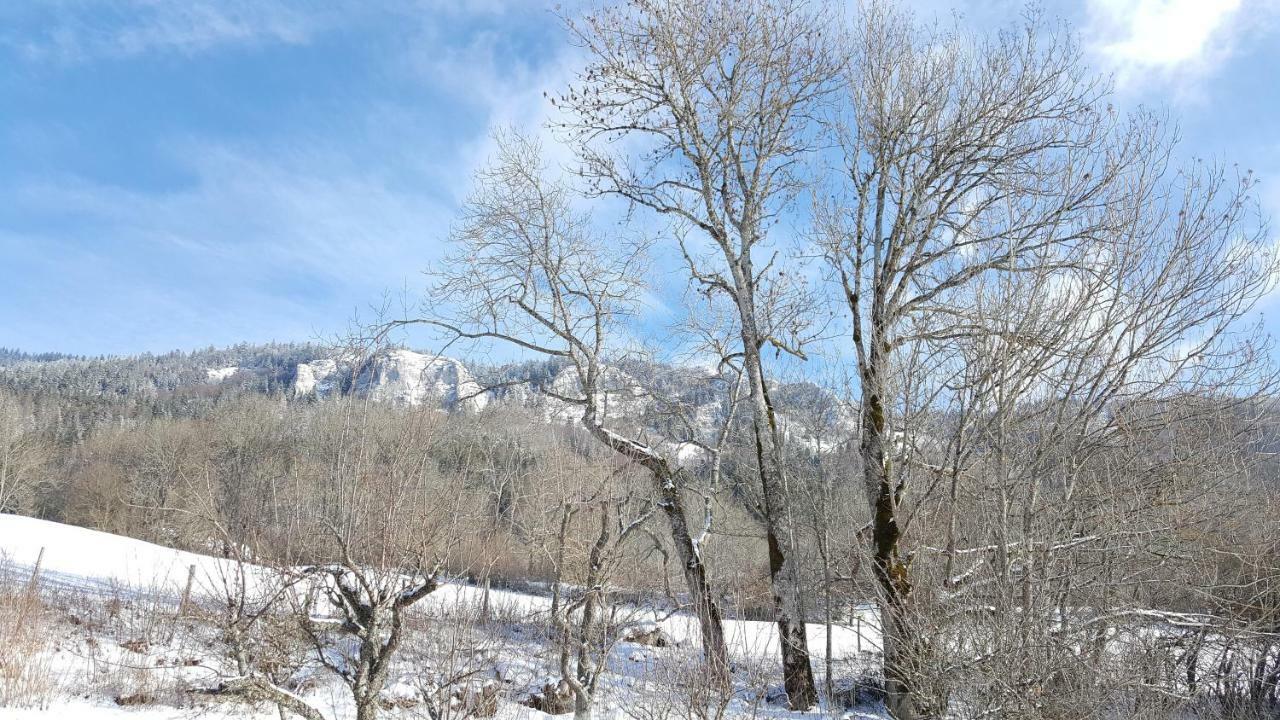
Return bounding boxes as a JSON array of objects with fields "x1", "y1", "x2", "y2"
[{"x1": 0, "y1": 515, "x2": 888, "y2": 720}]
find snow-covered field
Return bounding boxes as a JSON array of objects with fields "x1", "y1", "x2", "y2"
[{"x1": 0, "y1": 515, "x2": 886, "y2": 720}]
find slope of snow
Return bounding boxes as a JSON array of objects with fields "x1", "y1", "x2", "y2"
[
  {"x1": 0, "y1": 515, "x2": 881, "y2": 659},
  {"x1": 0, "y1": 516, "x2": 886, "y2": 719},
  {"x1": 0, "y1": 700, "x2": 268, "y2": 720},
  {"x1": 0, "y1": 514, "x2": 243, "y2": 597}
]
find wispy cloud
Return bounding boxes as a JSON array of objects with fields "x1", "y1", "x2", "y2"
[
  {"x1": 1, "y1": 137, "x2": 456, "y2": 353},
  {"x1": 0, "y1": 0, "x2": 336, "y2": 63},
  {"x1": 399, "y1": 10, "x2": 586, "y2": 196},
  {"x1": 18, "y1": 139, "x2": 451, "y2": 286},
  {"x1": 0, "y1": 1, "x2": 586, "y2": 355}
]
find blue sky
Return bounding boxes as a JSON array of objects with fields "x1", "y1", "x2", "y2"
[{"x1": 1, "y1": 0, "x2": 1277, "y2": 356}]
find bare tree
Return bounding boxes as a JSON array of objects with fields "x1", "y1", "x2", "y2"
[
  {"x1": 292, "y1": 391, "x2": 451, "y2": 720},
  {"x1": 412, "y1": 131, "x2": 732, "y2": 684},
  {"x1": 193, "y1": 389, "x2": 451, "y2": 720},
  {"x1": 293, "y1": 547, "x2": 441, "y2": 720},
  {"x1": 0, "y1": 390, "x2": 46, "y2": 516},
  {"x1": 554, "y1": 0, "x2": 843, "y2": 706},
  {"x1": 549, "y1": 484, "x2": 656, "y2": 720},
  {"x1": 818, "y1": 4, "x2": 1276, "y2": 717}
]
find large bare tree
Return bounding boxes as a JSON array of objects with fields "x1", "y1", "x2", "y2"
[
  {"x1": 555, "y1": 0, "x2": 842, "y2": 706},
  {"x1": 818, "y1": 4, "x2": 1277, "y2": 717}
]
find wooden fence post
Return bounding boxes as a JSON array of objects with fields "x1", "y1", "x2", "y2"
[
  {"x1": 856, "y1": 614, "x2": 863, "y2": 654},
  {"x1": 25, "y1": 546, "x2": 45, "y2": 596},
  {"x1": 178, "y1": 564, "x2": 197, "y2": 615}
]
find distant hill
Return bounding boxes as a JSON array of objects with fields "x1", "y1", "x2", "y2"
[{"x1": 0, "y1": 342, "x2": 856, "y2": 455}]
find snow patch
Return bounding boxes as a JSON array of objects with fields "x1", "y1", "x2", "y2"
[
  {"x1": 205, "y1": 366, "x2": 239, "y2": 382},
  {"x1": 0, "y1": 514, "x2": 248, "y2": 597}
]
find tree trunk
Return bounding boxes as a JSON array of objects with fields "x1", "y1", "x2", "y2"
[
  {"x1": 822, "y1": 527, "x2": 834, "y2": 704},
  {"x1": 221, "y1": 677, "x2": 328, "y2": 720},
  {"x1": 355, "y1": 701, "x2": 377, "y2": 720},
  {"x1": 745, "y1": 346, "x2": 817, "y2": 708},
  {"x1": 550, "y1": 503, "x2": 573, "y2": 623},
  {"x1": 655, "y1": 478, "x2": 730, "y2": 685},
  {"x1": 733, "y1": 277, "x2": 817, "y2": 711},
  {"x1": 878, "y1": 602, "x2": 920, "y2": 720},
  {"x1": 862, "y1": 372, "x2": 924, "y2": 720},
  {"x1": 578, "y1": 416, "x2": 731, "y2": 687},
  {"x1": 564, "y1": 506, "x2": 610, "y2": 720}
]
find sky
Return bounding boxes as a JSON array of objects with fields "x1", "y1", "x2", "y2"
[{"x1": 0, "y1": 0, "x2": 1278, "y2": 357}]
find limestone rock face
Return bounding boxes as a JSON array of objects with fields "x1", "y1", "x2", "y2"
[
  {"x1": 292, "y1": 350, "x2": 487, "y2": 412},
  {"x1": 287, "y1": 350, "x2": 861, "y2": 454},
  {"x1": 354, "y1": 350, "x2": 488, "y2": 411},
  {"x1": 292, "y1": 358, "x2": 339, "y2": 398}
]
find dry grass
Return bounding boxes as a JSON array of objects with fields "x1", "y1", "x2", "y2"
[{"x1": 0, "y1": 570, "x2": 61, "y2": 708}]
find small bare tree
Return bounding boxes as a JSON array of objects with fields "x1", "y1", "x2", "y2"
[
  {"x1": 549, "y1": 484, "x2": 656, "y2": 720},
  {"x1": 193, "y1": 388, "x2": 452, "y2": 720},
  {"x1": 292, "y1": 391, "x2": 451, "y2": 720}
]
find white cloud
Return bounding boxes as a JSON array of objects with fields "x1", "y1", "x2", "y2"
[
  {"x1": 0, "y1": 1, "x2": 591, "y2": 355},
  {"x1": 1084, "y1": 0, "x2": 1250, "y2": 94},
  {"x1": 2, "y1": 134, "x2": 467, "y2": 353},
  {"x1": 17, "y1": 140, "x2": 451, "y2": 290}
]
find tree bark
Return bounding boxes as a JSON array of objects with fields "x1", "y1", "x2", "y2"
[{"x1": 355, "y1": 700, "x2": 378, "y2": 720}]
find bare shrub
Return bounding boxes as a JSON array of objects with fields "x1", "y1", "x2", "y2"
[
  {"x1": 619, "y1": 648, "x2": 736, "y2": 720},
  {"x1": 400, "y1": 593, "x2": 523, "y2": 720}
]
